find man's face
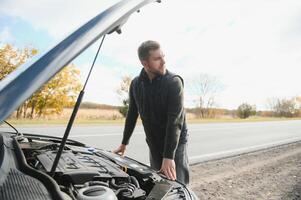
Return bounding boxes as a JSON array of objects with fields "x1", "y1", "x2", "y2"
[{"x1": 142, "y1": 48, "x2": 166, "y2": 76}]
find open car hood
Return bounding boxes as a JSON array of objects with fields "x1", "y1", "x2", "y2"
[
  {"x1": 0, "y1": 0, "x2": 159, "y2": 123},
  {"x1": 0, "y1": 1, "x2": 200, "y2": 199}
]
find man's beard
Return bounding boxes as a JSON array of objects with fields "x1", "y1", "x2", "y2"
[{"x1": 153, "y1": 66, "x2": 166, "y2": 76}]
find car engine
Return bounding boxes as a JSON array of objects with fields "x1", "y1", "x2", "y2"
[{"x1": 0, "y1": 133, "x2": 194, "y2": 200}]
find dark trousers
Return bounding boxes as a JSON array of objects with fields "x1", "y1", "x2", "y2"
[{"x1": 149, "y1": 142, "x2": 190, "y2": 185}]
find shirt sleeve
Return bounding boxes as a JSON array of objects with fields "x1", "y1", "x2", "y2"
[
  {"x1": 122, "y1": 80, "x2": 139, "y2": 145},
  {"x1": 163, "y1": 76, "x2": 185, "y2": 159}
]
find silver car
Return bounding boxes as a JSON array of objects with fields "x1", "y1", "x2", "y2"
[{"x1": 0, "y1": 0, "x2": 199, "y2": 199}]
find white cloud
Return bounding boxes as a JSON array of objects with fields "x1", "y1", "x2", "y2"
[
  {"x1": 103, "y1": 0, "x2": 301, "y2": 109},
  {"x1": 0, "y1": 26, "x2": 13, "y2": 43},
  {"x1": 2, "y1": 0, "x2": 301, "y2": 109},
  {"x1": 0, "y1": 0, "x2": 118, "y2": 40},
  {"x1": 79, "y1": 62, "x2": 123, "y2": 106}
]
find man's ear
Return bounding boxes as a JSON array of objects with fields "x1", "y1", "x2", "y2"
[{"x1": 141, "y1": 60, "x2": 148, "y2": 68}]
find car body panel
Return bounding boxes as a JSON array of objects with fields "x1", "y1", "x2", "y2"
[{"x1": 0, "y1": 0, "x2": 199, "y2": 199}]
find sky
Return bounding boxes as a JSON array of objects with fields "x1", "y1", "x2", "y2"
[{"x1": 0, "y1": 0, "x2": 301, "y2": 110}]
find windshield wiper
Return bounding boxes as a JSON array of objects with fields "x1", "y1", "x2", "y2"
[
  {"x1": 3, "y1": 120, "x2": 19, "y2": 135},
  {"x1": 3, "y1": 120, "x2": 24, "y2": 140},
  {"x1": 23, "y1": 133, "x2": 86, "y2": 147}
]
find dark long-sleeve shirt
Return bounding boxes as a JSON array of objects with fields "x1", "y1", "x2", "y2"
[{"x1": 121, "y1": 69, "x2": 187, "y2": 159}]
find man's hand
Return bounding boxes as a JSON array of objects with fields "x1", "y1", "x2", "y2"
[
  {"x1": 159, "y1": 158, "x2": 176, "y2": 181},
  {"x1": 113, "y1": 144, "x2": 127, "y2": 156}
]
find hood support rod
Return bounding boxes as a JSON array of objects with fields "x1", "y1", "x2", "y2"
[{"x1": 50, "y1": 35, "x2": 106, "y2": 177}]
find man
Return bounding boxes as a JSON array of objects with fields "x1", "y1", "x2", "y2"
[{"x1": 114, "y1": 40, "x2": 189, "y2": 185}]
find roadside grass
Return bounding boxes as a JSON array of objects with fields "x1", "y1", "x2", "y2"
[
  {"x1": 3, "y1": 108, "x2": 301, "y2": 126},
  {"x1": 188, "y1": 117, "x2": 301, "y2": 124},
  {"x1": 3, "y1": 108, "x2": 125, "y2": 126},
  {"x1": 3, "y1": 118, "x2": 126, "y2": 126},
  {"x1": 3, "y1": 116, "x2": 301, "y2": 126}
]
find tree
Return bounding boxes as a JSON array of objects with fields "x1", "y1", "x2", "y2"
[
  {"x1": 274, "y1": 98, "x2": 298, "y2": 118},
  {"x1": 189, "y1": 73, "x2": 224, "y2": 118},
  {"x1": 0, "y1": 44, "x2": 38, "y2": 80},
  {"x1": 297, "y1": 96, "x2": 301, "y2": 117},
  {"x1": 237, "y1": 103, "x2": 256, "y2": 119},
  {"x1": 117, "y1": 76, "x2": 132, "y2": 117},
  {"x1": 0, "y1": 44, "x2": 38, "y2": 118},
  {"x1": 266, "y1": 97, "x2": 299, "y2": 118},
  {"x1": 32, "y1": 64, "x2": 81, "y2": 118},
  {"x1": 0, "y1": 44, "x2": 81, "y2": 118}
]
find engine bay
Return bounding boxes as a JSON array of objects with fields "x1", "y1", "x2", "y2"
[{"x1": 7, "y1": 133, "x2": 189, "y2": 200}]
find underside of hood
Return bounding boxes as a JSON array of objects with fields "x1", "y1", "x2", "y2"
[{"x1": 0, "y1": 0, "x2": 160, "y2": 123}]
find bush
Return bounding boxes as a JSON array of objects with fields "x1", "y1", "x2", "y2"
[
  {"x1": 119, "y1": 99, "x2": 129, "y2": 117},
  {"x1": 237, "y1": 103, "x2": 256, "y2": 119}
]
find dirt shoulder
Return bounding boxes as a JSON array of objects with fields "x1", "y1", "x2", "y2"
[{"x1": 190, "y1": 141, "x2": 301, "y2": 200}]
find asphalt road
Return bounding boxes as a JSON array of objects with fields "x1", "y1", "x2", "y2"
[{"x1": 1, "y1": 120, "x2": 301, "y2": 164}]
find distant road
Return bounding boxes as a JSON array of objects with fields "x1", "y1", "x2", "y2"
[{"x1": 1, "y1": 120, "x2": 301, "y2": 164}]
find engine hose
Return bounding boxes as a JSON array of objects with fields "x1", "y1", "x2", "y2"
[
  {"x1": 126, "y1": 183, "x2": 136, "y2": 192},
  {"x1": 110, "y1": 179, "x2": 129, "y2": 189},
  {"x1": 110, "y1": 179, "x2": 135, "y2": 195},
  {"x1": 115, "y1": 188, "x2": 131, "y2": 196},
  {"x1": 109, "y1": 179, "x2": 118, "y2": 189},
  {"x1": 123, "y1": 182, "x2": 135, "y2": 190},
  {"x1": 130, "y1": 176, "x2": 140, "y2": 188}
]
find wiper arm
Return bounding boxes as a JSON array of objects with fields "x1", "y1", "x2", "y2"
[
  {"x1": 23, "y1": 133, "x2": 86, "y2": 147},
  {"x1": 3, "y1": 120, "x2": 24, "y2": 140},
  {"x1": 3, "y1": 120, "x2": 19, "y2": 135}
]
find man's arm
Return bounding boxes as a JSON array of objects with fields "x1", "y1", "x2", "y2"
[
  {"x1": 114, "y1": 80, "x2": 139, "y2": 155},
  {"x1": 164, "y1": 76, "x2": 184, "y2": 159},
  {"x1": 160, "y1": 76, "x2": 184, "y2": 180},
  {"x1": 121, "y1": 79, "x2": 139, "y2": 145}
]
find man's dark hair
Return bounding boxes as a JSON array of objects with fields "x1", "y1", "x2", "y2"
[{"x1": 138, "y1": 40, "x2": 160, "y2": 61}]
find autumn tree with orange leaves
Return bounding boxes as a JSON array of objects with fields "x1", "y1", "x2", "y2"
[{"x1": 0, "y1": 44, "x2": 82, "y2": 118}]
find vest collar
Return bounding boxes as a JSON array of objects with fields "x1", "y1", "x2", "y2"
[{"x1": 139, "y1": 68, "x2": 168, "y2": 83}]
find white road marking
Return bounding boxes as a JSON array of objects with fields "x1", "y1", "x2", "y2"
[{"x1": 189, "y1": 136, "x2": 301, "y2": 164}]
